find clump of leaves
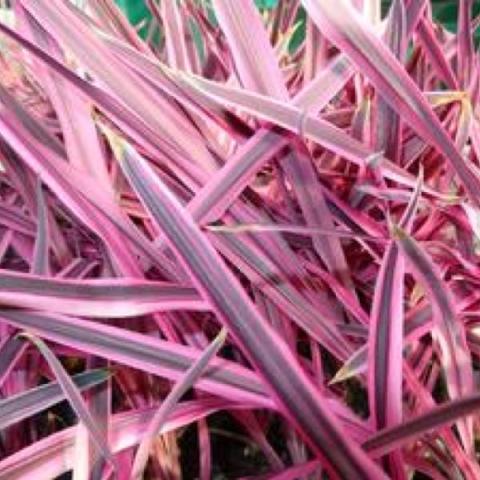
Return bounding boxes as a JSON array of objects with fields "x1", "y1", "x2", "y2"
[{"x1": 0, "y1": 0, "x2": 480, "y2": 478}]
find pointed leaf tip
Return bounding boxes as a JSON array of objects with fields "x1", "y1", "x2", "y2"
[
  {"x1": 389, "y1": 222, "x2": 406, "y2": 240},
  {"x1": 17, "y1": 332, "x2": 117, "y2": 470}
]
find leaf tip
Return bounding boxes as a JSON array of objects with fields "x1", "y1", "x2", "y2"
[{"x1": 389, "y1": 222, "x2": 406, "y2": 240}]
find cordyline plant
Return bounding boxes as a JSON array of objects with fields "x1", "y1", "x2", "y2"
[{"x1": 1, "y1": 0, "x2": 480, "y2": 478}]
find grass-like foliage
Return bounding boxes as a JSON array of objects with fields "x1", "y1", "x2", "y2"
[{"x1": 0, "y1": 0, "x2": 480, "y2": 478}]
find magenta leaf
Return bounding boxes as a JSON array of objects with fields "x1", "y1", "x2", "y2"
[{"x1": 109, "y1": 133, "x2": 387, "y2": 478}]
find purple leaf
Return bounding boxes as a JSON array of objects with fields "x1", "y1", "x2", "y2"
[
  {"x1": 18, "y1": 333, "x2": 116, "y2": 469},
  {"x1": 109, "y1": 132, "x2": 387, "y2": 478}
]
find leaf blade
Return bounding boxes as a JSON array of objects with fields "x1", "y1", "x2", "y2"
[
  {"x1": 19, "y1": 333, "x2": 116, "y2": 468},
  {"x1": 131, "y1": 329, "x2": 227, "y2": 479},
  {"x1": 0, "y1": 369, "x2": 110, "y2": 430},
  {"x1": 111, "y1": 134, "x2": 387, "y2": 479}
]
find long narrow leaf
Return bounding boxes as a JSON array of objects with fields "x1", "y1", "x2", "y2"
[
  {"x1": 364, "y1": 391, "x2": 480, "y2": 458},
  {"x1": 0, "y1": 270, "x2": 207, "y2": 317},
  {"x1": 367, "y1": 239, "x2": 405, "y2": 476},
  {"x1": 0, "y1": 369, "x2": 110, "y2": 430},
  {"x1": 31, "y1": 180, "x2": 50, "y2": 275},
  {"x1": 375, "y1": 0, "x2": 405, "y2": 163},
  {"x1": 19, "y1": 333, "x2": 116, "y2": 468},
  {"x1": 212, "y1": 0, "x2": 288, "y2": 99},
  {"x1": 367, "y1": 240, "x2": 404, "y2": 431},
  {"x1": 109, "y1": 133, "x2": 387, "y2": 478},
  {"x1": 131, "y1": 329, "x2": 227, "y2": 479},
  {"x1": 393, "y1": 226, "x2": 474, "y2": 450}
]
